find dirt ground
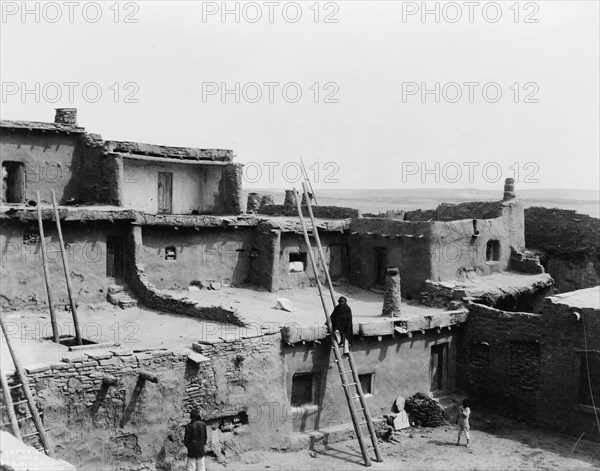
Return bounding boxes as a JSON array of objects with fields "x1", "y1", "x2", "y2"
[{"x1": 205, "y1": 412, "x2": 600, "y2": 471}]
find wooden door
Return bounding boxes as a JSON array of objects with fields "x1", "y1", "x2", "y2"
[
  {"x1": 158, "y1": 172, "x2": 173, "y2": 213},
  {"x1": 430, "y1": 343, "x2": 447, "y2": 392},
  {"x1": 329, "y1": 244, "x2": 343, "y2": 280},
  {"x1": 106, "y1": 236, "x2": 123, "y2": 278}
]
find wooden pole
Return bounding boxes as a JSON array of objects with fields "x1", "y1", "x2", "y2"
[
  {"x1": 35, "y1": 193, "x2": 59, "y2": 343},
  {"x1": 51, "y1": 191, "x2": 82, "y2": 345},
  {"x1": 0, "y1": 363, "x2": 22, "y2": 439},
  {"x1": 301, "y1": 182, "x2": 336, "y2": 308},
  {"x1": 0, "y1": 315, "x2": 53, "y2": 456}
]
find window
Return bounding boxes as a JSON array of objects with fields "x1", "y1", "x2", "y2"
[
  {"x1": 359, "y1": 373, "x2": 374, "y2": 395},
  {"x1": 486, "y1": 240, "x2": 500, "y2": 262},
  {"x1": 2, "y1": 161, "x2": 25, "y2": 203},
  {"x1": 288, "y1": 252, "x2": 307, "y2": 273},
  {"x1": 158, "y1": 172, "x2": 173, "y2": 214},
  {"x1": 578, "y1": 351, "x2": 600, "y2": 408},
  {"x1": 291, "y1": 373, "x2": 314, "y2": 406},
  {"x1": 165, "y1": 246, "x2": 177, "y2": 260}
]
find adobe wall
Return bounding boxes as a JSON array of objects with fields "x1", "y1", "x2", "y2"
[
  {"x1": 121, "y1": 159, "x2": 225, "y2": 215},
  {"x1": 283, "y1": 331, "x2": 458, "y2": 432},
  {"x1": 277, "y1": 232, "x2": 347, "y2": 290},
  {"x1": 15, "y1": 336, "x2": 288, "y2": 470},
  {"x1": 347, "y1": 218, "x2": 433, "y2": 297},
  {"x1": 0, "y1": 220, "x2": 127, "y2": 309},
  {"x1": 0, "y1": 129, "x2": 80, "y2": 204},
  {"x1": 458, "y1": 301, "x2": 600, "y2": 441},
  {"x1": 524, "y1": 207, "x2": 600, "y2": 292},
  {"x1": 140, "y1": 226, "x2": 253, "y2": 289}
]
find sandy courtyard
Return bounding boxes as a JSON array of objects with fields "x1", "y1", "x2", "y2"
[{"x1": 205, "y1": 411, "x2": 600, "y2": 471}]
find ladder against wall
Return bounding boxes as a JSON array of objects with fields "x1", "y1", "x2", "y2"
[
  {"x1": 0, "y1": 315, "x2": 53, "y2": 456},
  {"x1": 293, "y1": 186, "x2": 382, "y2": 467}
]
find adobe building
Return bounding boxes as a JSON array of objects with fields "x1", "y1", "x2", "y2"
[{"x1": 0, "y1": 109, "x2": 597, "y2": 470}]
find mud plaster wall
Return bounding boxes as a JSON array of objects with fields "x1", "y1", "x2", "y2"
[
  {"x1": 220, "y1": 163, "x2": 243, "y2": 215},
  {"x1": 140, "y1": 226, "x2": 253, "y2": 289},
  {"x1": 524, "y1": 207, "x2": 600, "y2": 293},
  {"x1": 247, "y1": 223, "x2": 280, "y2": 292},
  {"x1": 458, "y1": 302, "x2": 600, "y2": 442},
  {"x1": 0, "y1": 129, "x2": 80, "y2": 204},
  {"x1": 277, "y1": 232, "x2": 347, "y2": 290},
  {"x1": 14, "y1": 339, "x2": 289, "y2": 470},
  {"x1": 283, "y1": 331, "x2": 458, "y2": 432},
  {"x1": 347, "y1": 218, "x2": 433, "y2": 297},
  {"x1": 0, "y1": 220, "x2": 127, "y2": 309},
  {"x1": 121, "y1": 159, "x2": 224, "y2": 214}
]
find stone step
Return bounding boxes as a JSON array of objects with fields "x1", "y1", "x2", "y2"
[{"x1": 107, "y1": 287, "x2": 138, "y2": 309}]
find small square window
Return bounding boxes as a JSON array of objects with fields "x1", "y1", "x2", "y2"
[
  {"x1": 291, "y1": 373, "x2": 314, "y2": 406},
  {"x1": 486, "y1": 240, "x2": 500, "y2": 262},
  {"x1": 358, "y1": 373, "x2": 374, "y2": 395},
  {"x1": 165, "y1": 246, "x2": 177, "y2": 260},
  {"x1": 288, "y1": 252, "x2": 307, "y2": 273}
]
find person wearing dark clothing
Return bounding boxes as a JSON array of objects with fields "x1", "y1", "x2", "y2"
[
  {"x1": 330, "y1": 296, "x2": 353, "y2": 358},
  {"x1": 184, "y1": 409, "x2": 207, "y2": 471}
]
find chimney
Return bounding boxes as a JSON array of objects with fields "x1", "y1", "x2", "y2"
[
  {"x1": 503, "y1": 178, "x2": 515, "y2": 200},
  {"x1": 382, "y1": 268, "x2": 401, "y2": 317},
  {"x1": 54, "y1": 108, "x2": 78, "y2": 127}
]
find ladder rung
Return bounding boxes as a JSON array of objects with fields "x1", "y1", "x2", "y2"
[
  {"x1": 9, "y1": 384, "x2": 23, "y2": 389},
  {"x1": 1, "y1": 399, "x2": 28, "y2": 407},
  {"x1": 352, "y1": 395, "x2": 360, "y2": 400},
  {"x1": 355, "y1": 407, "x2": 364, "y2": 412},
  {"x1": 22, "y1": 430, "x2": 40, "y2": 438},
  {"x1": 17, "y1": 414, "x2": 33, "y2": 422},
  {"x1": 346, "y1": 382, "x2": 356, "y2": 387}
]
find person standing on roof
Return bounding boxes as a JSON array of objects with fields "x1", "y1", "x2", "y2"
[{"x1": 331, "y1": 296, "x2": 353, "y2": 359}]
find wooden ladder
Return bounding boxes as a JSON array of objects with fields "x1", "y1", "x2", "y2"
[
  {"x1": 0, "y1": 314, "x2": 53, "y2": 456},
  {"x1": 293, "y1": 187, "x2": 382, "y2": 467}
]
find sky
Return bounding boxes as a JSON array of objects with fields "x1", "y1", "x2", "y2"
[{"x1": 1, "y1": 0, "x2": 599, "y2": 191}]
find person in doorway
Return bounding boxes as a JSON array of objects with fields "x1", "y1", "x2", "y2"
[
  {"x1": 330, "y1": 296, "x2": 353, "y2": 359},
  {"x1": 184, "y1": 408, "x2": 207, "y2": 471},
  {"x1": 456, "y1": 399, "x2": 471, "y2": 447}
]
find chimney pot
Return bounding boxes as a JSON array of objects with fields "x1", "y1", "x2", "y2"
[{"x1": 54, "y1": 108, "x2": 78, "y2": 127}]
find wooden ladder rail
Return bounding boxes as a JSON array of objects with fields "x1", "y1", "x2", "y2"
[
  {"x1": 293, "y1": 189, "x2": 373, "y2": 467},
  {"x1": 50, "y1": 190, "x2": 82, "y2": 345},
  {"x1": 0, "y1": 364, "x2": 22, "y2": 439},
  {"x1": 0, "y1": 314, "x2": 53, "y2": 456},
  {"x1": 299, "y1": 157, "x2": 318, "y2": 206},
  {"x1": 300, "y1": 183, "x2": 383, "y2": 464},
  {"x1": 35, "y1": 192, "x2": 59, "y2": 343}
]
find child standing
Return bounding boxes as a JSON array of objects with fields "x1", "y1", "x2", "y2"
[{"x1": 456, "y1": 399, "x2": 471, "y2": 447}]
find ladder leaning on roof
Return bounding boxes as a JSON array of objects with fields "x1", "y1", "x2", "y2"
[
  {"x1": 0, "y1": 313, "x2": 53, "y2": 456},
  {"x1": 292, "y1": 187, "x2": 382, "y2": 467}
]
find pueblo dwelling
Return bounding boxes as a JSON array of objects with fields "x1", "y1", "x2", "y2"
[{"x1": 0, "y1": 109, "x2": 597, "y2": 470}]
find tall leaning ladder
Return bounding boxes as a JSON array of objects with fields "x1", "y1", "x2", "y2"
[
  {"x1": 0, "y1": 314, "x2": 53, "y2": 456},
  {"x1": 293, "y1": 188, "x2": 382, "y2": 467}
]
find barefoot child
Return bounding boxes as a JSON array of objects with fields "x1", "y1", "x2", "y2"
[{"x1": 456, "y1": 399, "x2": 471, "y2": 447}]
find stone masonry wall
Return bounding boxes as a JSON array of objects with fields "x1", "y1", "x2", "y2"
[
  {"x1": 524, "y1": 207, "x2": 600, "y2": 292},
  {"x1": 459, "y1": 300, "x2": 600, "y2": 441}
]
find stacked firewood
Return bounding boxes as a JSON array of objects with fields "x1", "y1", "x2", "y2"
[{"x1": 404, "y1": 392, "x2": 447, "y2": 427}]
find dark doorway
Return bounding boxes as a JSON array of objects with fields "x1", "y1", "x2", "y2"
[
  {"x1": 374, "y1": 247, "x2": 388, "y2": 286},
  {"x1": 158, "y1": 172, "x2": 173, "y2": 214},
  {"x1": 107, "y1": 236, "x2": 123, "y2": 278},
  {"x1": 329, "y1": 244, "x2": 346, "y2": 280},
  {"x1": 2, "y1": 161, "x2": 25, "y2": 203},
  {"x1": 430, "y1": 343, "x2": 448, "y2": 392}
]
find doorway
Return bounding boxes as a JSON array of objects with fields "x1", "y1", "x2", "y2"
[
  {"x1": 2, "y1": 161, "x2": 25, "y2": 203},
  {"x1": 107, "y1": 236, "x2": 123, "y2": 278},
  {"x1": 158, "y1": 172, "x2": 173, "y2": 213},
  {"x1": 329, "y1": 244, "x2": 346, "y2": 280},
  {"x1": 374, "y1": 247, "x2": 388, "y2": 286},
  {"x1": 430, "y1": 343, "x2": 448, "y2": 392}
]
